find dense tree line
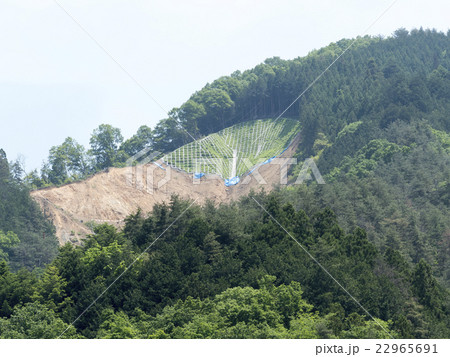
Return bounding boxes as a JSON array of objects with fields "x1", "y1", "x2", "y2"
[
  {"x1": 286, "y1": 90, "x2": 450, "y2": 288},
  {"x1": 0, "y1": 195, "x2": 447, "y2": 338},
  {"x1": 24, "y1": 124, "x2": 155, "y2": 188},
  {"x1": 0, "y1": 150, "x2": 58, "y2": 271}
]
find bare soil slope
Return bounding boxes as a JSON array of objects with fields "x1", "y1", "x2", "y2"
[{"x1": 32, "y1": 134, "x2": 301, "y2": 245}]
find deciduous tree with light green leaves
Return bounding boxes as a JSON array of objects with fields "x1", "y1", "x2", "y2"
[
  {"x1": 0, "y1": 302, "x2": 78, "y2": 339},
  {"x1": 43, "y1": 137, "x2": 89, "y2": 185},
  {"x1": 89, "y1": 124, "x2": 124, "y2": 170}
]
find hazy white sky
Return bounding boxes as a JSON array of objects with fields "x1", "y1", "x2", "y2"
[{"x1": 1, "y1": 0, "x2": 449, "y2": 171}]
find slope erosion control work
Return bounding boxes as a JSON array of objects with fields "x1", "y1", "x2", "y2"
[
  {"x1": 162, "y1": 118, "x2": 301, "y2": 185},
  {"x1": 31, "y1": 130, "x2": 302, "y2": 245}
]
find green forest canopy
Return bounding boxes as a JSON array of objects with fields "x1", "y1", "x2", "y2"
[
  {"x1": 0, "y1": 195, "x2": 447, "y2": 338},
  {"x1": 0, "y1": 28, "x2": 449, "y2": 338}
]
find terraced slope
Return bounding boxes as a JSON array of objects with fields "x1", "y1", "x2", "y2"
[{"x1": 163, "y1": 118, "x2": 301, "y2": 180}]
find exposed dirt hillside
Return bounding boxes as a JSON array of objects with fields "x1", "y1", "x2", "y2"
[{"x1": 31, "y1": 133, "x2": 301, "y2": 245}]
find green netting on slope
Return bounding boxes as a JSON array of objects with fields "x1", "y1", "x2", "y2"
[{"x1": 162, "y1": 118, "x2": 301, "y2": 180}]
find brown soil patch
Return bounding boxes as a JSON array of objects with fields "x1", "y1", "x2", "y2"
[{"x1": 31, "y1": 133, "x2": 301, "y2": 244}]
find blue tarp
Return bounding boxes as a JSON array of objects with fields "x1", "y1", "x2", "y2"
[
  {"x1": 153, "y1": 162, "x2": 166, "y2": 170},
  {"x1": 184, "y1": 146, "x2": 291, "y2": 186},
  {"x1": 224, "y1": 176, "x2": 240, "y2": 187},
  {"x1": 242, "y1": 146, "x2": 289, "y2": 178},
  {"x1": 261, "y1": 156, "x2": 276, "y2": 165}
]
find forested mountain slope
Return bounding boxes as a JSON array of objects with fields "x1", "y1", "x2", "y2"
[
  {"x1": 1, "y1": 195, "x2": 448, "y2": 338},
  {"x1": 29, "y1": 28, "x2": 449, "y2": 187},
  {"x1": 31, "y1": 28, "x2": 450, "y2": 286},
  {"x1": 282, "y1": 123, "x2": 450, "y2": 287},
  {"x1": 0, "y1": 150, "x2": 58, "y2": 270},
  {"x1": 1, "y1": 28, "x2": 449, "y2": 339},
  {"x1": 148, "y1": 27, "x2": 450, "y2": 288}
]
